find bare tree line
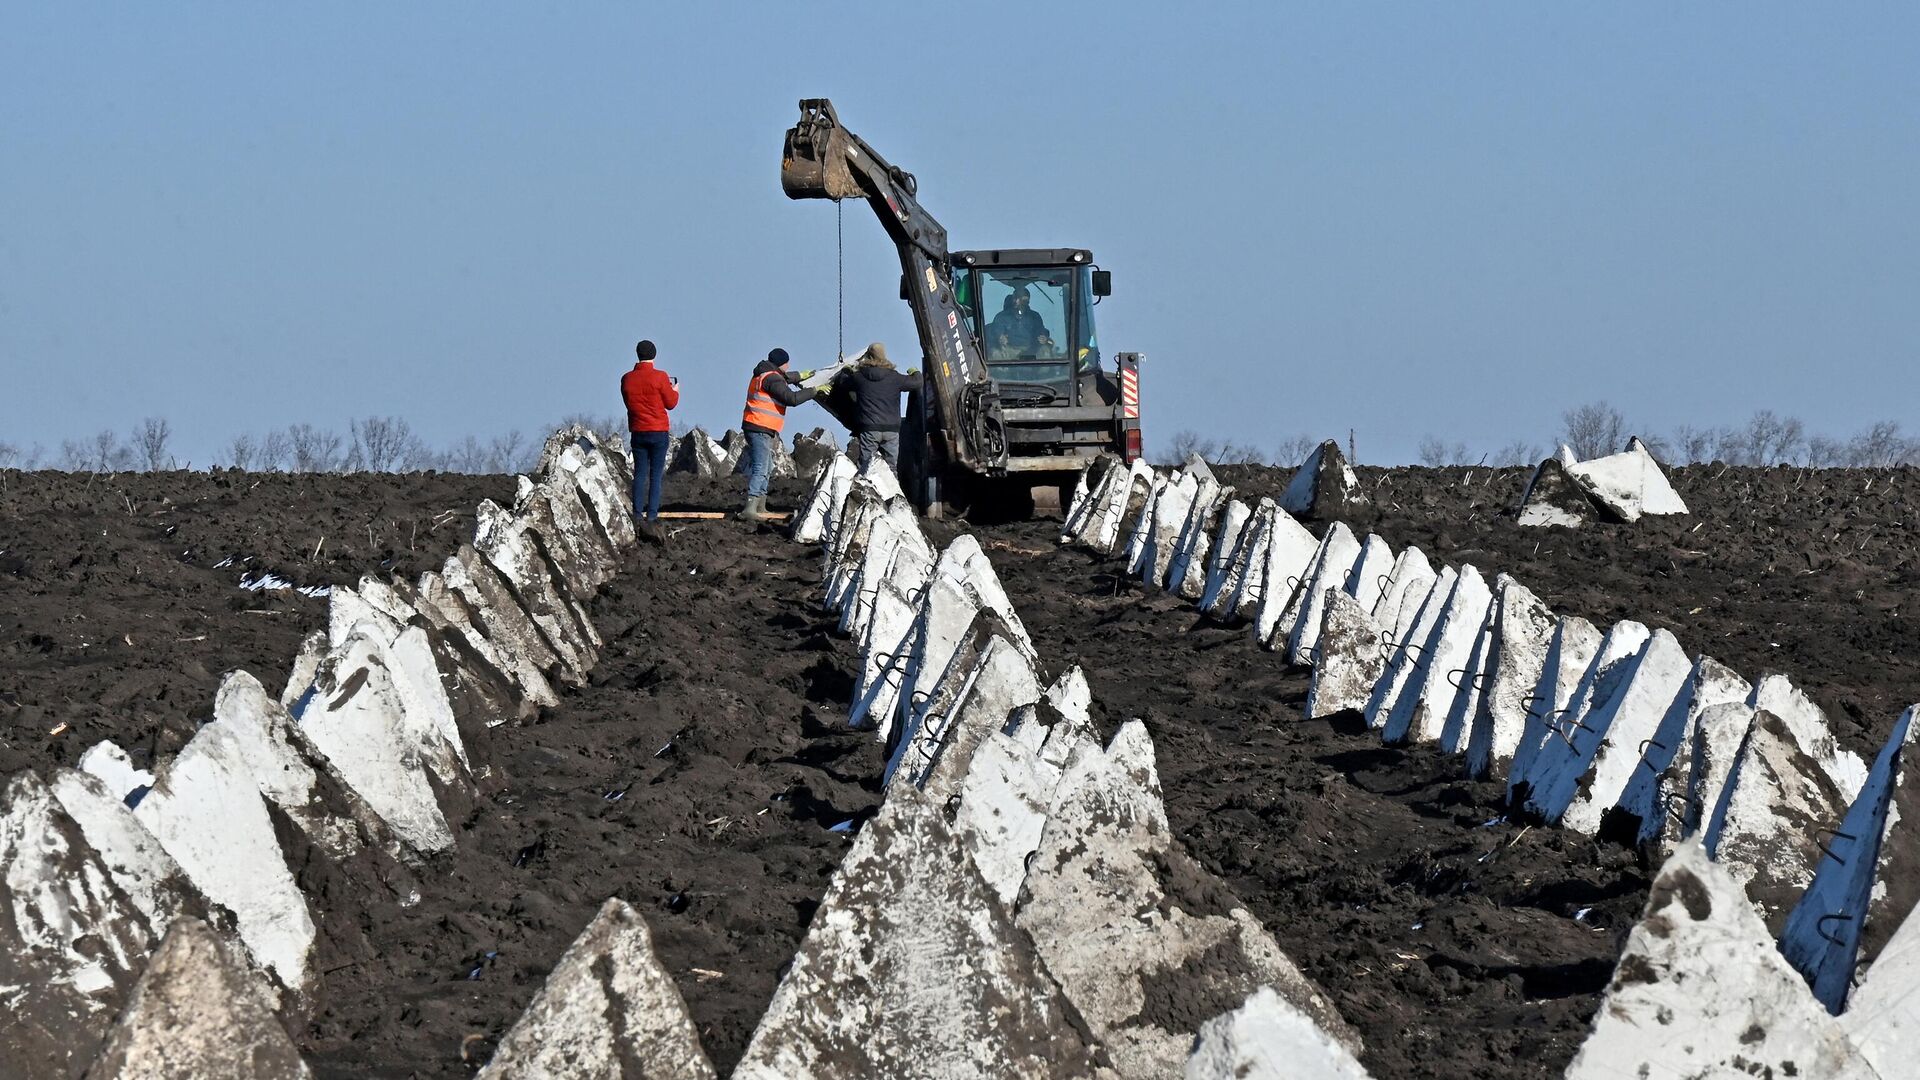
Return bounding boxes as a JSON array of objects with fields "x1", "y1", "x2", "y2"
[
  {"x1": 0, "y1": 415, "x2": 660, "y2": 475},
  {"x1": 1157, "y1": 403, "x2": 1920, "y2": 470}
]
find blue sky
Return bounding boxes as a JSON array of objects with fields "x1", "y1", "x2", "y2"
[{"x1": 3, "y1": 3, "x2": 1915, "y2": 466}]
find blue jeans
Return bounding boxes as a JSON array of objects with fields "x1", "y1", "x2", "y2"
[
  {"x1": 745, "y1": 428, "x2": 776, "y2": 498},
  {"x1": 630, "y1": 431, "x2": 669, "y2": 521}
]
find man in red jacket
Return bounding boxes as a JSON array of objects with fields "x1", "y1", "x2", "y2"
[{"x1": 621, "y1": 339, "x2": 679, "y2": 536}]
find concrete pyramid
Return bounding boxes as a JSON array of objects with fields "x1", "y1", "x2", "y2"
[
  {"x1": 1278, "y1": 440, "x2": 1363, "y2": 519},
  {"x1": 1462, "y1": 575, "x2": 1556, "y2": 781},
  {"x1": 1306, "y1": 590, "x2": 1386, "y2": 720},
  {"x1": 1016, "y1": 723, "x2": 1360, "y2": 1077},
  {"x1": 735, "y1": 794, "x2": 1106, "y2": 1079},
  {"x1": 477, "y1": 899, "x2": 715, "y2": 1079},
  {"x1": 1564, "y1": 841, "x2": 1878, "y2": 1079},
  {"x1": 1185, "y1": 986, "x2": 1374, "y2": 1080},
  {"x1": 83, "y1": 918, "x2": 311, "y2": 1080}
]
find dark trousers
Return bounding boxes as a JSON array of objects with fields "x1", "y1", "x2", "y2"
[{"x1": 630, "y1": 431, "x2": 670, "y2": 522}]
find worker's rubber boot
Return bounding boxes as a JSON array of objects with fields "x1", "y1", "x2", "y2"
[{"x1": 735, "y1": 495, "x2": 766, "y2": 523}]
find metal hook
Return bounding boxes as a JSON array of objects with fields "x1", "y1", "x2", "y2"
[
  {"x1": 1815, "y1": 912, "x2": 1855, "y2": 947},
  {"x1": 1815, "y1": 827, "x2": 1859, "y2": 868},
  {"x1": 1663, "y1": 790, "x2": 1702, "y2": 824}
]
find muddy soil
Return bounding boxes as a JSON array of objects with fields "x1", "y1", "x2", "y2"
[{"x1": 4, "y1": 461, "x2": 1917, "y2": 1079}]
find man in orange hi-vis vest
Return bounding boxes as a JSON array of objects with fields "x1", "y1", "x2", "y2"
[{"x1": 737, "y1": 347, "x2": 824, "y2": 522}]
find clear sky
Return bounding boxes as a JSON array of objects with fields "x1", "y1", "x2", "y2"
[{"x1": 3, "y1": 3, "x2": 1916, "y2": 466}]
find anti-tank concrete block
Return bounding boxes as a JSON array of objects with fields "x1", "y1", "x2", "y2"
[
  {"x1": 955, "y1": 701, "x2": 1097, "y2": 905},
  {"x1": 1364, "y1": 566, "x2": 1457, "y2": 734},
  {"x1": 1562, "y1": 839, "x2": 1876, "y2": 1080},
  {"x1": 1246, "y1": 505, "x2": 1319, "y2": 641},
  {"x1": 847, "y1": 581, "x2": 920, "y2": 734},
  {"x1": 665, "y1": 426, "x2": 729, "y2": 478},
  {"x1": 1515, "y1": 457, "x2": 1597, "y2": 528},
  {"x1": 1166, "y1": 477, "x2": 1227, "y2": 600},
  {"x1": 1278, "y1": 440, "x2": 1364, "y2": 520},
  {"x1": 78, "y1": 740, "x2": 155, "y2": 802},
  {"x1": 1702, "y1": 709, "x2": 1848, "y2": 931},
  {"x1": 442, "y1": 545, "x2": 567, "y2": 692},
  {"x1": 1614, "y1": 656, "x2": 1750, "y2": 851},
  {"x1": 886, "y1": 618, "x2": 1038, "y2": 791},
  {"x1": 1369, "y1": 546, "x2": 1434, "y2": 631},
  {"x1": 1185, "y1": 986, "x2": 1374, "y2": 1080},
  {"x1": 0, "y1": 770, "x2": 166, "y2": 1078},
  {"x1": 1509, "y1": 619, "x2": 1650, "y2": 809},
  {"x1": 1141, "y1": 471, "x2": 1200, "y2": 590},
  {"x1": 327, "y1": 589, "x2": 471, "y2": 775},
  {"x1": 532, "y1": 427, "x2": 637, "y2": 554},
  {"x1": 1306, "y1": 590, "x2": 1386, "y2": 721},
  {"x1": 839, "y1": 505, "x2": 927, "y2": 640},
  {"x1": 1283, "y1": 523, "x2": 1365, "y2": 664},
  {"x1": 1672, "y1": 699, "x2": 1760, "y2": 850},
  {"x1": 1751, "y1": 673, "x2": 1868, "y2": 804},
  {"x1": 1122, "y1": 471, "x2": 1169, "y2": 578},
  {"x1": 1434, "y1": 611, "x2": 1493, "y2": 756},
  {"x1": 1095, "y1": 459, "x2": 1159, "y2": 557},
  {"x1": 1463, "y1": 575, "x2": 1557, "y2": 781},
  {"x1": 1566, "y1": 438, "x2": 1689, "y2": 522},
  {"x1": 48, "y1": 769, "x2": 197, "y2": 939},
  {"x1": 1843, "y1": 824, "x2": 1920, "y2": 1077},
  {"x1": 473, "y1": 500, "x2": 600, "y2": 681},
  {"x1": 736, "y1": 794, "x2": 1107, "y2": 1080},
  {"x1": 1340, "y1": 533, "x2": 1394, "y2": 621},
  {"x1": 1538, "y1": 629, "x2": 1694, "y2": 831},
  {"x1": 403, "y1": 570, "x2": 559, "y2": 720},
  {"x1": 792, "y1": 453, "x2": 856, "y2": 544},
  {"x1": 1197, "y1": 499, "x2": 1252, "y2": 611},
  {"x1": 476, "y1": 899, "x2": 716, "y2": 1080},
  {"x1": 1381, "y1": 566, "x2": 1491, "y2": 746},
  {"x1": 291, "y1": 630, "x2": 459, "y2": 856},
  {"x1": 1016, "y1": 723, "x2": 1360, "y2": 1077},
  {"x1": 133, "y1": 725, "x2": 317, "y2": 991},
  {"x1": 1503, "y1": 616, "x2": 1601, "y2": 804},
  {"x1": 1781, "y1": 706, "x2": 1920, "y2": 1013},
  {"x1": 83, "y1": 917, "x2": 312, "y2": 1080},
  {"x1": 511, "y1": 475, "x2": 619, "y2": 596}
]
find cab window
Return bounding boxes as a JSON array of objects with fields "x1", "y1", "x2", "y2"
[{"x1": 978, "y1": 268, "x2": 1072, "y2": 397}]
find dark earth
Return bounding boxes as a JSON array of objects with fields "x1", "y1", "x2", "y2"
[{"x1": 3, "y1": 459, "x2": 1917, "y2": 1078}]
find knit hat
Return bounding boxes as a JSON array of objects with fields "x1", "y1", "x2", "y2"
[
  {"x1": 636, "y1": 340, "x2": 657, "y2": 362},
  {"x1": 767, "y1": 347, "x2": 790, "y2": 367}
]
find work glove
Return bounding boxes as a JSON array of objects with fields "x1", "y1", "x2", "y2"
[
  {"x1": 798, "y1": 369, "x2": 815, "y2": 380},
  {"x1": 816, "y1": 382, "x2": 834, "y2": 395},
  {"x1": 907, "y1": 369, "x2": 920, "y2": 377}
]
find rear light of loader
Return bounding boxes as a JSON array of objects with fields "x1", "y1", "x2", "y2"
[{"x1": 1124, "y1": 427, "x2": 1143, "y2": 463}]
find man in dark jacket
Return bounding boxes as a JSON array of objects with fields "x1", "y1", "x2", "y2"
[
  {"x1": 837, "y1": 342, "x2": 917, "y2": 472},
  {"x1": 986, "y1": 286, "x2": 1048, "y2": 352},
  {"x1": 620, "y1": 339, "x2": 678, "y2": 537},
  {"x1": 738, "y1": 347, "x2": 821, "y2": 522}
]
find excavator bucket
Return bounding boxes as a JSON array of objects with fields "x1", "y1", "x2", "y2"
[{"x1": 782, "y1": 99, "x2": 863, "y2": 201}]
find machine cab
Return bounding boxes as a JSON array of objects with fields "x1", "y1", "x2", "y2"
[{"x1": 950, "y1": 248, "x2": 1112, "y2": 409}]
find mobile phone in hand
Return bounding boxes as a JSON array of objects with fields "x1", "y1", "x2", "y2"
[{"x1": 669, "y1": 376, "x2": 679, "y2": 386}]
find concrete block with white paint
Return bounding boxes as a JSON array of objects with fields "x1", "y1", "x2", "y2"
[
  {"x1": 477, "y1": 899, "x2": 715, "y2": 1080},
  {"x1": 1306, "y1": 590, "x2": 1387, "y2": 721},
  {"x1": 83, "y1": 917, "x2": 312, "y2": 1080},
  {"x1": 1463, "y1": 576, "x2": 1557, "y2": 781},
  {"x1": 1541, "y1": 629, "x2": 1694, "y2": 832},
  {"x1": 736, "y1": 794, "x2": 1107, "y2": 1080},
  {"x1": 1280, "y1": 522, "x2": 1364, "y2": 664},
  {"x1": 1563, "y1": 839, "x2": 1876, "y2": 1080},
  {"x1": 1185, "y1": 986, "x2": 1374, "y2": 1080}
]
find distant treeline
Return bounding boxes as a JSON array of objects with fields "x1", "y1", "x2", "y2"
[
  {"x1": 0, "y1": 415, "x2": 685, "y2": 474},
  {"x1": 1157, "y1": 402, "x2": 1920, "y2": 470}
]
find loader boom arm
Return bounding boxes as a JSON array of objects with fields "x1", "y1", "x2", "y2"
[{"x1": 781, "y1": 99, "x2": 1006, "y2": 474}]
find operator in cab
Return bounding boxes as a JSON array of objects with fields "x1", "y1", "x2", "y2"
[
  {"x1": 737, "y1": 347, "x2": 822, "y2": 523},
  {"x1": 987, "y1": 285, "x2": 1048, "y2": 353}
]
